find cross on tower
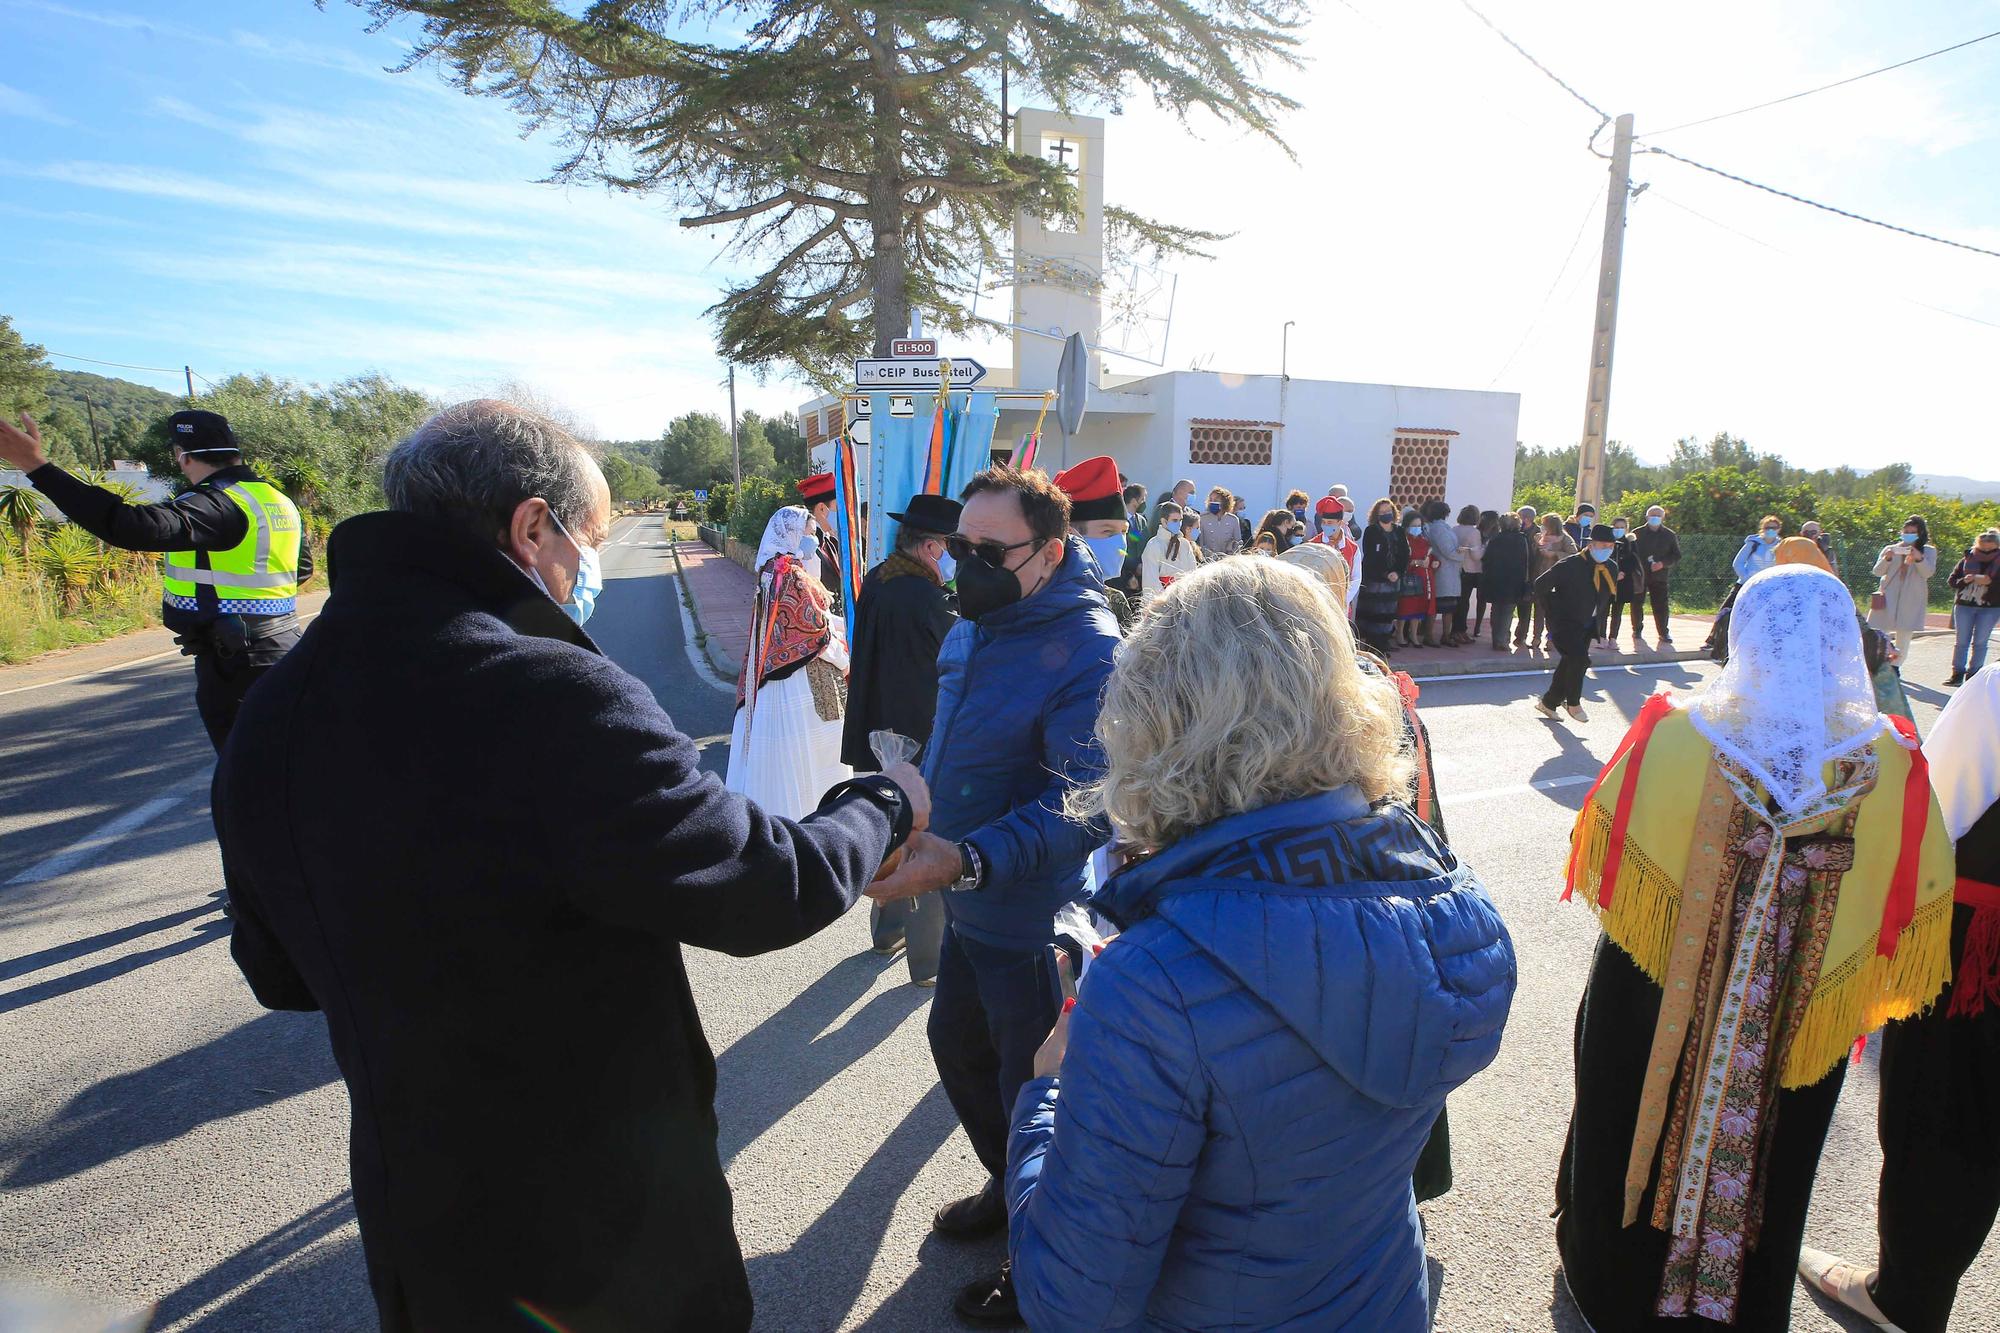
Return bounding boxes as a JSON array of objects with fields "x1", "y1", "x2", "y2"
[{"x1": 1045, "y1": 137, "x2": 1076, "y2": 168}]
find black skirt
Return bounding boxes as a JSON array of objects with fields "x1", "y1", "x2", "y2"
[{"x1": 1554, "y1": 938, "x2": 1844, "y2": 1332}]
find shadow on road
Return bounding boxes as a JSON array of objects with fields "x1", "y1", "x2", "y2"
[
  {"x1": 716, "y1": 952, "x2": 932, "y2": 1169},
  {"x1": 0, "y1": 898, "x2": 220, "y2": 984},
  {"x1": 746, "y1": 1084, "x2": 991, "y2": 1333},
  {"x1": 150, "y1": 1191, "x2": 369, "y2": 1331},
  {"x1": 1, "y1": 1009, "x2": 339, "y2": 1188},
  {"x1": 1547, "y1": 1270, "x2": 1593, "y2": 1332},
  {"x1": 0, "y1": 909, "x2": 227, "y2": 1017}
]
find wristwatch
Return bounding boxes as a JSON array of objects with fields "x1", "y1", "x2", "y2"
[{"x1": 953, "y1": 841, "x2": 984, "y2": 892}]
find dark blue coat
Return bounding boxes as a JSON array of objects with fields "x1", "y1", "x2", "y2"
[
  {"x1": 214, "y1": 510, "x2": 909, "y2": 1333},
  {"x1": 1006, "y1": 787, "x2": 1516, "y2": 1331},
  {"x1": 925, "y1": 538, "x2": 1119, "y2": 949}
]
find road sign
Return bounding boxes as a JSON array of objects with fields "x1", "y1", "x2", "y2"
[
  {"x1": 890, "y1": 338, "x2": 936, "y2": 357},
  {"x1": 852, "y1": 357, "x2": 987, "y2": 389},
  {"x1": 692, "y1": 489, "x2": 709, "y2": 501}
]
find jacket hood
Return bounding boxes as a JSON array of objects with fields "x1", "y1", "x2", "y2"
[
  {"x1": 973, "y1": 536, "x2": 1109, "y2": 634},
  {"x1": 1093, "y1": 789, "x2": 1500, "y2": 1109}
]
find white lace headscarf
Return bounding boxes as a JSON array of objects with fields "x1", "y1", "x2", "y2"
[
  {"x1": 1688, "y1": 563, "x2": 1888, "y2": 812},
  {"x1": 753, "y1": 505, "x2": 817, "y2": 587}
]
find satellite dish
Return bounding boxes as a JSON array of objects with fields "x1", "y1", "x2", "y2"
[{"x1": 1056, "y1": 333, "x2": 1088, "y2": 437}]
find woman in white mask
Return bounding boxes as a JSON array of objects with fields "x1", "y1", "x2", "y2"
[{"x1": 725, "y1": 505, "x2": 852, "y2": 818}]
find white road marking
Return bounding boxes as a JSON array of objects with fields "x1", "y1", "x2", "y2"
[
  {"x1": 1416, "y1": 660, "x2": 1704, "y2": 685},
  {"x1": 1449, "y1": 773, "x2": 1597, "y2": 805},
  {"x1": 0, "y1": 610, "x2": 323, "y2": 698},
  {"x1": 6, "y1": 795, "x2": 187, "y2": 886}
]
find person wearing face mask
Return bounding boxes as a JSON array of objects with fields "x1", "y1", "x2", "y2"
[
  {"x1": 1600, "y1": 516, "x2": 1647, "y2": 649},
  {"x1": 0, "y1": 407, "x2": 312, "y2": 752},
  {"x1": 1732, "y1": 513, "x2": 1785, "y2": 584},
  {"x1": 1356, "y1": 497, "x2": 1407, "y2": 655},
  {"x1": 1800, "y1": 519, "x2": 1840, "y2": 576},
  {"x1": 1284, "y1": 488, "x2": 1313, "y2": 545},
  {"x1": 866, "y1": 465, "x2": 1119, "y2": 1328},
  {"x1": 1629, "y1": 505, "x2": 1681, "y2": 646},
  {"x1": 1945, "y1": 528, "x2": 2000, "y2": 685},
  {"x1": 724, "y1": 504, "x2": 855, "y2": 817},
  {"x1": 211, "y1": 400, "x2": 929, "y2": 1333},
  {"x1": 1532, "y1": 524, "x2": 1619, "y2": 722},
  {"x1": 842, "y1": 494, "x2": 963, "y2": 983},
  {"x1": 1140, "y1": 501, "x2": 1202, "y2": 604},
  {"x1": 1396, "y1": 507, "x2": 1438, "y2": 648},
  {"x1": 1870, "y1": 515, "x2": 1939, "y2": 662},
  {"x1": 1052, "y1": 456, "x2": 1137, "y2": 632},
  {"x1": 1308, "y1": 496, "x2": 1362, "y2": 613},
  {"x1": 1197, "y1": 485, "x2": 1241, "y2": 558},
  {"x1": 796, "y1": 471, "x2": 846, "y2": 609}
]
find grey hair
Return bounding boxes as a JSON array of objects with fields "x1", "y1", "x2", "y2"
[
  {"x1": 1067, "y1": 558, "x2": 1411, "y2": 854},
  {"x1": 383, "y1": 399, "x2": 600, "y2": 544}
]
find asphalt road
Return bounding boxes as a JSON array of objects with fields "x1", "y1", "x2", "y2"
[{"x1": 0, "y1": 526, "x2": 1992, "y2": 1332}]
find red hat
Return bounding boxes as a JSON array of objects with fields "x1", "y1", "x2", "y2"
[
  {"x1": 1314, "y1": 496, "x2": 1343, "y2": 517},
  {"x1": 1052, "y1": 456, "x2": 1124, "y2": 523},
  {"x1": 796, "y1": 473, "x2": 836, "y2": 504}
]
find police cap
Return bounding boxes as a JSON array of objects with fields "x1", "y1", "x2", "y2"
[{"x1": 168, "y1": 410, "x2": 240, "y2": 456}]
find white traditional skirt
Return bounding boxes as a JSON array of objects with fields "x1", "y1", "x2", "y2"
[{"x1": 724, "y1": 666, "x2": 852, "y2": 822}]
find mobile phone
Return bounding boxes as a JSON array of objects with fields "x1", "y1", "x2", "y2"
[{"x1": 1049, "y1": 942, "x2": 1080, "y2": 1004}]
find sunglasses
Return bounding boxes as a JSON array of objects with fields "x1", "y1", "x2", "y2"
[{"x1": 946, "y1": 533, "x2": 1042, "y2": 571}]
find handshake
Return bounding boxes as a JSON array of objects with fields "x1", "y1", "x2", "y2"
[{"x1": 864, "y1": 739, "x2": 969, "y2": 904}]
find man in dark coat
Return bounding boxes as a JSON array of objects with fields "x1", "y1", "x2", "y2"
[
  {"x1": 1628, "y1": 504, "x2": 1682, "y2": 646},
  {"x1": 1533, "y1": 524, "x2": 1619, "y2": 722},
  {"x1": 1480, "y1": 513, "x2": 1532, "y2": 650},
  {"x1": 213, "y1": 400, "x2": 927, "y2": 1333},
  {"x1": 842, "y1": 492, "x2": 960, "y2": 983}
]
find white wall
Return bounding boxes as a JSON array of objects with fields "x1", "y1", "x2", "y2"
[{"x1": 1054, "y1": 372, "x2": 1520, "y2": 518}]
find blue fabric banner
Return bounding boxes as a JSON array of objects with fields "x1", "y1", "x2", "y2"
[{"x1": 867, "y1": 390, "x2": 998, "y2": 563}]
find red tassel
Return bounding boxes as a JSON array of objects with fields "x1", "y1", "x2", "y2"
[
  {"x1": 1851, "y1": 1033, "x2": 1868, "y2": 1065},
  {"x1": 1564, "y1": 693, "x2": 1675, "y2": 905},
  {"x1": 1947, "y1": 905, "x2": 2000, "y2": 1020}
]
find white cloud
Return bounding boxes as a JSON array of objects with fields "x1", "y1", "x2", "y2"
[{"x1": 0, "y1": 81, "x2": 71, "y2": 125}]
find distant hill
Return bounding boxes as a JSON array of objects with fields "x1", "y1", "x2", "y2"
[
  {"x1": 1913, "y1": 472, "x2": 2000, "y2": 502},
  {"x1": 46, "y1": 370, "x2": 179, "y2": 447}
]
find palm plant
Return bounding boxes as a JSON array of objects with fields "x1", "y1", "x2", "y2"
[
  {"x1": 30, "y1": 523, "x2": 109, "y2": 612},
  {"x1": 0, "y1": 482, "x2": 41, "y2": 542}
]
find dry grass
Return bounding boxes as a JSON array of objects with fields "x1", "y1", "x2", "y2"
[{"x1": 0, "y1": 565, "x2": 163, "y2": 665}]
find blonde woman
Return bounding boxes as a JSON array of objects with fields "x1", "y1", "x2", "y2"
[{"x1": 1005, "y1": 557, "x2": 1516, "y2": 1331}]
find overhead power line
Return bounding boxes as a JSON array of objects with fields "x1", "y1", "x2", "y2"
[
  {"x1": 1454, "y1": 0, "x2": 1610, "y2": 123},
  {"x1": 1650, "y1": 191, "x2": 2000, "y2": 334},
  {"x1": 1638, "y1": 143, "x2": 2000, "y2": 261},
  {"x1": 1489, "y1": 183, "x2": 1606, "y2": 387},
  {"x1": 45, "y1": 350, "x2": 185, "y2": 375},
  {"x1": 1647, "y1": 28, "x2": 2000, "y2": 138}
]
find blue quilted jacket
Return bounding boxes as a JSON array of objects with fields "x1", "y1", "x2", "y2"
[
  {"x1": 1006, "y1": 786, "x2": 1516, "y2": 1331},
  {"x1": 925, "y1": 538, "x2": 1119, "y2": 949}
]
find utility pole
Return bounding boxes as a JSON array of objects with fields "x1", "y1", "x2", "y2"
[
  {"x1": 184, "y1": 365, "x2": 196, "y2": 402},
  {"x1": 1574, "y1": 113, "x2": 1634, "y2": 512},
  {"x1": 84, "y1": 396, "x2": 102, "y2": 470},
  {"x1": 727, "y1": 363, "x2": 741, "y2": 491}
]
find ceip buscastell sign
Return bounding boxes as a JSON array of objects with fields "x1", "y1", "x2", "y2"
[{"x1": 851, "y1": 356, "x2": 988, "y2": 388}]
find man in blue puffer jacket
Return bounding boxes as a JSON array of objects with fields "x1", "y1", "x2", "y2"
[
  {"x1": 1000, "y1": 555, "x2": 1516, "y2": 1331},
  {"x1": 864, "y1": 464, "x2": 1119, "y2": 1327}
]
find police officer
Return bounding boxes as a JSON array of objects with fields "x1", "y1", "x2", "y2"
[{"x1": 0, "y1": 409, "x2": 310, "y2": 750}]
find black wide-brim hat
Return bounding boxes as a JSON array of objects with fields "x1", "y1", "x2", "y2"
[{"x1": 888, "y1": 493, "x2": 962, "y2": 535}]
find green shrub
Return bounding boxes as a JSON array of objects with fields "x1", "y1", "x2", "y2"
[
  {"x1": 726, "y1": 476, "x2": 792, "y2": 547},
  {"x1": 706, "y1": 484, "x2": 733, "y2": 524}
]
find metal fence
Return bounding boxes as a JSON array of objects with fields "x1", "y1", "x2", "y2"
[{"x1": 1666, "y1": 534, "x2": 1885, "y2": 610}]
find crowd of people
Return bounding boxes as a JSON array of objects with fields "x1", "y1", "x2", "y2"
[{"x1": 4, "y1": 398, "x2": 1996, "y2": 1333}]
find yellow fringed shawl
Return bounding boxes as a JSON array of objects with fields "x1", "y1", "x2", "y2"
[{"x1": 1567, "y1": 707, "x2": 1955, "y2": 1087}]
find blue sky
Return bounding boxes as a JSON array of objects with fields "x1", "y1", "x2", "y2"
[{"x1": 3, "y1": 0, "x2": 1999, "y2": 474}]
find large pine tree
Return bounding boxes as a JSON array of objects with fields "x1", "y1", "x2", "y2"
[{"x1": 332, "y1": 1, "x2": 1305, "y2": 377}]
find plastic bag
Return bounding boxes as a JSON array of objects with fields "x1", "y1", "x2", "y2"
[{"x1": 869, "y1": 729, "x2": 920, "y2": 770}]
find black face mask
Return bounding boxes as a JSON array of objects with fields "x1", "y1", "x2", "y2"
[{"x1": 956, "y1": 547, "x2": 1032, "y2": 622}]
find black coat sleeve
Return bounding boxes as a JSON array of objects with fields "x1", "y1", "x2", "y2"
[
  {"x1": 549, "y1": 648, "x2": 910, "y2": 957},
  {"x1": 213, "y1": 764, "x2": 318, "y2": 1012},
  {"x1": 27, "y1": 464, "x2": 248, "y2": 553}
]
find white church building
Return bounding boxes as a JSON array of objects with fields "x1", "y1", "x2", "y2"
[{"x1": 805, "y1": 110, "x2": 1519, "y2": 518}]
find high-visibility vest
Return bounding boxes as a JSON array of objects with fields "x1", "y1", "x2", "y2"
[{"x1": 161, "y1": 479, "x2": 303, "y2": 616}]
